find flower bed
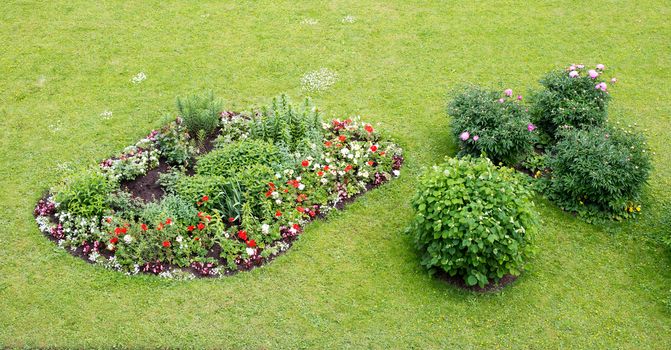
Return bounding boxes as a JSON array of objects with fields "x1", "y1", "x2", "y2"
[{"x1": 35, "y1": 94, "x2": 403, "y2": 278}]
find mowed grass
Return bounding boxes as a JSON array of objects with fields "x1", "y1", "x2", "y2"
[{"x1": 1, "y1": 0, "x2": 670, "y2": 348}]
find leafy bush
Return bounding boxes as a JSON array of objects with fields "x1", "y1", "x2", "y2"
[
  {"x1": 155, "y1": 122, "x2": 196, "y2": 165},
  {"x1": 139, "y1": 194, "x2": 198, "y2": 225},
  {"x1": 173, "y1": 174, "x2": 243, "y2": 220},
  {"x1": 448, "y1": 86, "x2": 534, "y2": 165},
  {"x1": 407, "y1": 156, "x2": 537, "y2": 287},
  {"x1": 546, "y1": 126, "x2": 651, "y2": 220},
  {"x1": 54, "y1": 169, "x2": 117, "y2": 217},
  {"x1": 176, "y1": 91, "x2": 223, "y2": 136},
  {"x1": 196, "y1": 139, "x2": 291, "y2": 177},
  {"x1": 530, "y1": 64, "x2": 612, "y2": 139}
]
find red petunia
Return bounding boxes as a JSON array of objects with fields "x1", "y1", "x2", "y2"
[
  {"x1": 339, "y1": 135, "x2": 347, "y2": 142},
  {"x1": 238, "y1": 230, "x2": 247, "y2": 241},
  {"x1": 165, "y1": 218, "x2": 172, "y2": 225},
  {"x1": 205, "y1": 215, "x2": 212, "y2": 221},
  {"x1": 265, "y1": 190, "x2": 273, "y2": 198},
  {"x1": 293, "y1": 223, "x2": 301, "y2": 230},
  {"x1": 194, "y1": 237, "x2": 200, "y2": 241},
  {"x1": 246, "y1": 239, "x2": 257, "y2": 248},
  {"x1": 344, "y1": 165, "x2": 353, "y2": 172},
  {"x1": 228, "y1": 217, "x2": 236, "y2": 223},
  {"x1": 301, "y1": 160, "x2": 309, "y2": 167},
  {"x1": 110, "y1": 237, "x2": 118, "y2": 244},
  {"x1": 297, "y1": 206, "x2": 305, "y2": 213},
  {"x1": 157, "y1": 223, "x2": 164, "y2": 231},
  {"x1": 141, "y1": 223, "x2": 148, "y2": 231},
  {"x1": 187, "y1": 225, "x2": 195, "y2": 232},
  {"x1": 317, "y1": 170, "x2": 324, "y2": 177},
  {"x1": 370, "y1": 145, "x2": 378, "y2": 152},
  {"x1": 324, "y1": 141, "x2": 332, "y2": 147},
  {"x1": 324, "y1": 165, "x2": 330, "y2": 171},
  {"x1": 202, "y1": 195, "x2": 209, "y2": 202},
  {"x1": 367, "y1": 161, "x2": 374, "y2": 166},
  {"x1": 197, "y1": 212, "x2": 204, "y2": 218},
  {"x1": 114, "y1": 227, "x2": 122, "y2": 235},
  {"x1": 275, "y1": 210, "x2": 282, "y2": 217},
  {"x1": 197, "y1": 223, "x2": 205, "y2": 231},
  {"x1": 162, "y1": 240, "x2": 171, "y2": 248},
  {"x1": 365, "y1": 124, "x2": 374, "y2": 133}
]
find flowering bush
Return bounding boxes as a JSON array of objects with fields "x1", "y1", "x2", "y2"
[
  {"x1": 546, "y1": 126, "x2": 652, "y2": 221},
  {"x1": 35, "y1": 94, "x2": 403, "y2": 278},
  {"x1": 407, "y1": 156, "x2": 537, "y2": 287},
  {"x1": 448, "y1": 86, "x2": 534, "y2": 165},
  {"x1": 530, "y1": 64, "x2": 613, "y2": 139}
]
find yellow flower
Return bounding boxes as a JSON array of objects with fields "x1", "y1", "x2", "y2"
[{"x1": 636, "y1": 206, "x2": 641, "y2": 212}]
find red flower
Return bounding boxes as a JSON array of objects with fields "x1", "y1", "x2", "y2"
[
  {"x1": 197, "y1": 212, "x2": 204, "y2": 218},
  {"x1": 344, "y1": 165, "x2": 353, "y2": 172},
  {"x1": 114, "y1": 227, "x2": 122, "y2": 235},
  {"x1": 228, "y1": 217, "x2": 236, "y2": 223},
  {"x1": 141, "y1": 223, "x2": 148, "y2": 231},
  {"x1": 301, "y1": 160, "x2": 309, "y2": 167},
  {"x1": 238, "y1": 230, "x2": 248, "y2": 241},
  {"x1": 105, "y1": 217, "x2": 112, "y2": 223},
  {"x1": 345, "y1": 118, "x2": 352, "y2": 124},
  {"x1": 162, "y1": 240, "x2": 171, "y2": 248},
  {"x1": 367, "y1": 161, "x2": 374, "y2": 166},
  {"x1": 205, "y1": 215, "x2": 212, "y2": 221},
  {"x1": 268, "y1": 182, "x2": 276, "y2": 189},
  {"x1": 297, "y1": 206, "x2": 305, "y2": 213},
  {"x1": 293, "y1": 223, "x2": 301, "y2": 230},
  {"x1": 194, "y1": 237, "x2": 200, "y2": 241},
  {"x1": 275, "y1": 210, "x2": 282, "y2": 217},
  {"x1": 187, "y1": 225, "x2": 195, "y2": 232},
  {"x1": 365, "y1": 124, "x2": 374, "y2": 133},
  {"x1": 202, "y1": 195, "x2": 209, "y2": 202},
  {"x1": 324, "y1": 165, "x2": 330, "y2": 171},
  {"x1": 379, "y1": 151, "x2": 386, "y2": 156},
  {"x1": 121, "y1": 227, "x2": 128, "y2": 234},
  {"x1": 339, "y1": 135, "x2": 346, "y2": 142},
  {"x1": 317, "y1": 171, "x2": 324, "y2": 177},
  {"x1": 110, "y1": 237, "x2": 118, "y2": 244},
  {"x1": 265, "y1": 190, "x2": 273, "y2": 198},
  {"x1": 324, "y1": 141, "x2": 332, "y2": 147},
  {"x1": 246, "y1": 240, "x2": 257, "y2": 248},
  {"x1": 165, "y1": 218, "x2": 172, "y2": 225},
  {"x1": 197, "y1": 223, "x2": 205, "y2": 231},
  {"x1": 370, "y1": 145, "x2": 378, "y2": 152},
  {"x1": 157, "y1": 223, "x2": 164, "y2": 231}
]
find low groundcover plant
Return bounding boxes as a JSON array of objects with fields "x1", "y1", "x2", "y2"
[{"x1": 35, "y1": 94, "x2": 403, "y2": 278}]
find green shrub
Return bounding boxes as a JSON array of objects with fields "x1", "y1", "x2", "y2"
[
  {"x1": 176, "y1": 91, "x2": 223, "y2": 136},
  {"x1": 155, "y1": 122, "x2": 196, "y2": 165},
  {"x1": 54, "y1": 169, "x2": 117, "y2": 217},
  {"x1": 448, "y1": 86, "x2": 534, "y2": 165},
  {"x1": 546, "y1": 126, "x2": 652, "y2": 220},
  {"x1": 173, "y1": 174, "x2": 243, "y2": 220},
  {"x1": 530, "y1": 65, "x2": 612, "y2": 139},
  {"x1": 196, "y1": 139, "x2": 291, "y2": 178},
  {"x1": 407, "y1": 156, "x2": 537, "y2": 287},
  {"x1": 139, "y1": 194, "x2": 198, "y2": 225}
]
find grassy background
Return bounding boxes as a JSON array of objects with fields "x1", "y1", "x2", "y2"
[{"x1": 1, "y1": 0, "x2": 670, "y2": 348}]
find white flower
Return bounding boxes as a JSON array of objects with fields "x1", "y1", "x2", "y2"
[
  {"x1": 176, "y1": 235, "x2": 183, "y2": 243},
  {"x1": 261, "y1": 224, "x2": 270, "y2": 234},
  {"x1": 325, "y1": 158, "x2": 332, "y2": 163},
  {"x1": 88, "y1": 251, "x2": 100, "y2": 262},
  {"x1": 301, "y1": 68, "x2": 338, "y2": 92},
  {"x1": 342, "y1": 15, "x2": 356, "y2": 23},
  {"x1": 320, "y1": 178, "x2": 328, "y2": 184},
  {"x1": 275, "y1": 199, "x2": 283, "y2": 205},
  {"x1": 100, "y1": 110, "x2": 113, "y2": 120},
  {"x1": 347, "y1": 154, "x2": 354, "y2": 159},
  {"x1": 341, "y1": 147, "x2": 350, "y2": 155},
  {"x1": 107, "y1": 244, "x2": 115, "y2": 251},
  {"x1": 296, "y1": 176, "x2": 302, "y2": 181},
  {"x1": 393, "y1": 170, "x2": 401, "y2": 177},
  {"x1": 246, "y1": 247, "x2": 256, "y2": 256},
  {"x1": 298, "y1": 183, "x2": 305, "y2": 190},
  {"x1": 275, "y1": 173, "x2": 282, "y2": 179},
  {"x1": 271, "y1": 191, "x2": 279, "y2": 198},
  {"x1": 131, "y1": 72, "x2": 147, "y2": 84},
  {"x1": 123, "y1": 234, "x2": 133, "y2": 244}
]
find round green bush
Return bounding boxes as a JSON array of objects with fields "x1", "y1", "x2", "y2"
[
  {"x1": 53, "y1": 169, "x2": 117, "y2": 217},
  {"x1": 547, "y1": 126, "x2": 652, "y2": 220},
  {"x1": 530, "y1": 66, "x2": 611, "y2": 139},
  {"x1": 448, "y1": 86, "x2": 534, "y2": 165},
  {"x1": 407, "y1": 156, "x2": 537, "y2": 287},
  {"x1": 196, "y1": 139, "x2": 290, "y2": 178}
]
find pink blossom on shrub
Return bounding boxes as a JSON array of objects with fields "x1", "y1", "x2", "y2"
[
  {"x1": 504, "y1": 89, "x2": 513, "y2": 97},
  {"x1": 460, "y1": 131, "x2": 470, "y2": 141},
  {"x1": 588, "y1": 70, "x2": 599, "y2": 79},
  {"x1": 569, "y1": 71, "x2": 579, "y2": 78}
]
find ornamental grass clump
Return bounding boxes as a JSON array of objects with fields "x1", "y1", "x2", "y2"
[
  {"x1": 176, "y1": 90, "x2": 223, "y2": 136},
  {"x1": 407, "y1": 156, "x2": 537, "y2": 288},
  {"x1": 530, "y1": 64, "x2": 613, "y2": 140},
  {"x1": 448, "y1": 86, "x2": 535, "y2": 165},
  {"x1": 546, "y1": 126, "x2": 651, "y2": 221}
]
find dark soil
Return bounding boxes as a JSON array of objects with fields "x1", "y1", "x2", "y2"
[
  {"x1": 435, "y1": 270, "x2": 518, "y2": 293},
  {"x1": 121, "y1": 161, "x2": 169, "y2": 202}
]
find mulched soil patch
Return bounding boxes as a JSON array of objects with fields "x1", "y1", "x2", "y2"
[{"x1": 435, "y1": 270, "x2": 518, "y2": 293}]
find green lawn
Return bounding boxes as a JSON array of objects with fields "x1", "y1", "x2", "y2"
[{"x1": 1, "y1": 0, "x2": 670, "y2": 348}]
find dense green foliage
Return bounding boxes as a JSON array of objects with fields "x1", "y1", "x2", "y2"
[
  {"x1": 176, "y1": 91, "x2": 223, "y2": 136},
  {"x1": 547, "y1": 126, "x2": 652, "y2": 221},
  {"x1": 172, "y1": 174, "x2": 243, "y2": 220},
  {"x1": 530, "y1": 66, "x2": 611, "y2": 139},
  {"x1": 448, "y1": 86, "x2": 534, "y2": 165},
  {"x1": 196, "y1": 139, "x2": 290, "y2": 177},
  {"x1": 408, "y1": 157, "x2": 537, "y2": 287},
  {"x1": 53, "y1": 169, "x2": 116, "y2": 217}
]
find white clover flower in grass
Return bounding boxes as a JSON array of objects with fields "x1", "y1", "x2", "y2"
[
  {"x1": 342, "y1": 15, "x2": 356, "y2": 23},
  {"x1": 131, "y1": 72, "x2": 147, "y2": 84},
  {"x1": 301, "y1": 18, "x2": 319, "y2": 25},
  {"x1": 301, "y1": 68, "x2": 338, "y2": 93},
  {"x1": 100, "y1": 110, "x2": 113, "y2": 120}
]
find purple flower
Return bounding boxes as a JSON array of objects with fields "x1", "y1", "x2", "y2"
[
  {"x1": 596, "y1": 64, "x2": 605, "y2": 70},
  {"x1": 473, "y1": 135, "x2": 479, "y2": 141},
  {"x1": 459, "y1": 131, "x2": 470, "y2": 141},
  {"x1": 517, "y1": 95, "x2": 523, "y2": 101},
  {"x1": 504, "y1": 89, "x2": 513, "y2": 97},
  {"x1": 588, "y1": 69, "x2": 599, "y2": 79},
  {"x1": 527, "y1": 123, "x2": 536, "y2": 132},
  {"x1": 569, "y1": 71, "x2": 579, "y2": 78}
]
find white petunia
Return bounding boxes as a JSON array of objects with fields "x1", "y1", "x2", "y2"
[
  {"x1": 261, "y1": 224, "x2": 270, "y2": 234},
  {"x1": 123, "y1": 234, "x2": 133, "y2": 244}
]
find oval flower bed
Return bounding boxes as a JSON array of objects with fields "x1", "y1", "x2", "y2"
[{"x1": 34, "y1": 94, "x2": 403, "y2": 278}]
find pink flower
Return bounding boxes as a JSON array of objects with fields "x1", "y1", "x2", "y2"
[
  {"x1": 504, "y1": 89, "x2": 513, "y2": 97},
  {"x1": 527, "y1": 123, "x2": 536, "y2": 132},
  {"x1": 498, "y1": 98, "x2": 505, "y2": 103},
  {"x1": 517, "y1": 95, "x2": 523, "y2": 101},
  {"x1": 595, "y1": 82, "x2": 607, "y2": 92},
  {"x1": 569, "y1": 71, "x2": 579, "y2": 78},
  {"x1": 588, "y1": 70, "x2": 599, "y2": 79},
  {"x1": 596, "y1": 64, "x2": 605, "y2": 70},
  {"x1": 473, "y1": 135, "x2": 479, "y2": 141},
  {"x1": 459, "y1": 131, "x2": 470, "y2": 141},
  {"x1": 569, "y1": 65, "x2": 576, "y2": 71},
  {"x1": 577, "y1": 64, "x2": 585, "y2": 69},
  {"x1": 611, "y1": 77, "x2": 617, "y2": 83}
]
